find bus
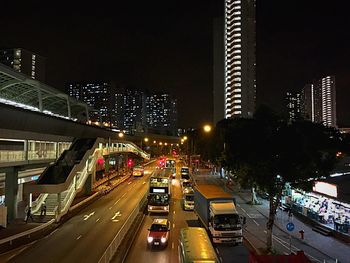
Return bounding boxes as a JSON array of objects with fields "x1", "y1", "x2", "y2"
[
  {"x1": 148, "y1": 169, "x2": 172, "y2": 213},
  {"x1": 178, "y1": 227, "x2": 219, "y2": 263}
]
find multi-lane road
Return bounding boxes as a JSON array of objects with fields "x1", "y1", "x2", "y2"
[
  {"x1": 124, "y1": 161, "x2": 249, "y2": 263},
  {"x1": 9, "y1": 163, "x2": 157, "y2": 263}
]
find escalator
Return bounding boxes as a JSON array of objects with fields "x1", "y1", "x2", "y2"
[{"x1": 37, "y1": 138, "x2": 96, "y2": 184}]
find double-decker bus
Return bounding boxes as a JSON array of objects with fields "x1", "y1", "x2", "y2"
[{"x1": 148, "y1": 169, "x2": 172, "y2": 214}]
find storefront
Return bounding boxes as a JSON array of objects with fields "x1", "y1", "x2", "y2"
[{"x1": 287, "y1": 179, "x2": 350, "y2": 235}]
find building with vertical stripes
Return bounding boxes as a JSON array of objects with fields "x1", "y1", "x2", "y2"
[{"x1": 224, "y1": 0, "x2": 256, "y2": 119}]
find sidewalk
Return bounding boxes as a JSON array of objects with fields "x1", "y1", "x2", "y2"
[{"x1": 223, "y1": 180, "x2": 349, "y2": 263}]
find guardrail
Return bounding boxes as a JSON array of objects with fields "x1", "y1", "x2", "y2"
[
  {"x1": 0, "y1": 219, "x2": 55, "y2": 246},
  {"x1": 98, "y1": 193, "x2": 147, "y2": 263}
]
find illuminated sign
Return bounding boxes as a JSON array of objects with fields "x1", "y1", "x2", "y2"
[
  {"x1": 153, "y1": 189, "x2": 165, "y2": 193},
  {"x1": 313, "y1": 181, "x2": 337, "y2": 198}
]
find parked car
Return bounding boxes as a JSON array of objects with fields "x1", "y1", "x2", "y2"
[{"x1": 147, "y1": 218, "x2": 170, "y2": 248}]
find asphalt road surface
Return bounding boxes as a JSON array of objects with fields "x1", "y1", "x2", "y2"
[
  {"x1": 124, "y1": 162, "x2": 249, "y2": 263},
  {"x1": 9, "y1": 162, "x2": 157, "y2": 263}
]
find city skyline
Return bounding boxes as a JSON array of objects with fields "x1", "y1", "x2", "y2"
[{"x1": 1, "y1": 1, "x2": 350, "y2": 127}]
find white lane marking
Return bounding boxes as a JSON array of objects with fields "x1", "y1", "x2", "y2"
[
  {"x1": 253, "y1": 219, "x2": 259, "y2": 226},
  {"x1": 114, "y1": 199, "x2": 120, "y2": 205},
  {"x1": 128, "y1": 181, "x2": 132, "y2": 185},
  {"x1": 173, "y1": 223, "x2": 175, "y2": 229},
  {"x1": 76, "y1": 235, "x2": 82, "y2": 240},
  {"x1": 109, "y1": 207, "x2": 112, "y2": 210},
  {"x1": 173, "y1": 211, "x2": 176, "y2": 214},
  {"x1": 96, "y1": 218, "x2": 100, "y2": 222},
  {"x1": 112, "y1": 211, "x2": 121, "y2": 220},
  {"x1": 48, "y1": 228, "x2": 59, "y2": 237},
  {"x1": 237, "y1": 204, "x2": 241, "y2": 207},
  {"x1": 121, "y1": 193, "x2": 127, "y2": 198},
  {"x1": 83, "y1": 212, "x2": 95, "y2": 221},
  {"x1": 264, "y1": 230, "x2": 267, "y2": 234},
  {"x1": 142, "y1": 181, "x2": 146, "y2": 184},
  {"x1": 241, "y1": 208, "x2": 246, "y2": 213},
  {"x1": 220, "y1": 257, "x2": 223, "y2": 263},
  {"x1": 215, "y1": 248, "x2": 220, "y2": 254},
  {"x1": 172, "y1": 242, "x2": 174, "y2": 249}
]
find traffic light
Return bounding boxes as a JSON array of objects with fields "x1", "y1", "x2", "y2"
[{"x1": 127, "y1": 158, "x2": 133, "y2": 167}]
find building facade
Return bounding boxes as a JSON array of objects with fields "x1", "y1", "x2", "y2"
[
  {"x1": 146, "y1": 93, "x2": 177, "y2": 136},
  {"x1": 67, "y1": 82, "x2": 112, "y2": 124},
  {"x1": 0, "y1": 48, "x2": 46, "y2": 82},
  {"x1": 224, "y1": 0, "x2": 256, "y2": 119},
  {"x1": 302, "y1": 76, "x2": 337, "y2": 127},
  {"x1": 285, "y1": 92, "x2": 302, "y2": 122}
]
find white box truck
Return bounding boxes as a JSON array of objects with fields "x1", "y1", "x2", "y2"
[{"x1": 194, "y1": 184, "x2": 243, "y2": 244}]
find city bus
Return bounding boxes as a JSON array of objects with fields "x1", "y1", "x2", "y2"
[
  {"x1": 178, "y1": 227, "x2": 219, "y2": 263},
  {"x1": 148, "y1": 169, "x2": 172, "y2": 213}
]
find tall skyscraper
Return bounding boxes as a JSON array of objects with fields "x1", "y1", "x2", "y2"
[
  {"x1": 67, "y1": 82, "x2": 112, "y2": 124},
  {"x1": 224, "y1": 0, "x2": 256, "y2": 119},
  {"x1": 122, "y1": 87, "x2": 146, "y2": 133},
  {"x1": 213, "y1": 16, "x2": 225, "y2": 124},
  {"x1": 0, "y1": 48, "x2": 46, "y2": 82},
  {"x1": 146, "y1": 93, "x2": 177, "y2": 136},
  {"x1": 301, "y1": 76, "x2": 337, "y2": 127},
  {"x1": 285, "y1": 92, "x2": 302, "y2": 122}
]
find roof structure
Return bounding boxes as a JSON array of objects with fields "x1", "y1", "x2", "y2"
[{"x1": 0, "y1": 63, "x2": 89, "y2": 122}]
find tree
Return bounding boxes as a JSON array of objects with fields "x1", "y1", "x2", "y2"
[{"x1": 217, "y1": 105, "x2": 341, "y2": 252}]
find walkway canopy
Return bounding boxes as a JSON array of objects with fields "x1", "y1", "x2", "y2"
[{"x1": 0, "y1": 63, "x2": 89, "y2": 122}]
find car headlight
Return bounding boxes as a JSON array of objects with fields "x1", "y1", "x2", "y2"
[
  {"x1": 163, "y1": 206, "x2": 168, "y2": 210},
  {"x1": 147, "y1": 237, "x2": 153, "y2": 243},
  {"x1": 149, "y1": 206, "x2": 152, "y2": 210},
  {"x1": 161, "y1": 237, "x2": 167, "y2": 243}
]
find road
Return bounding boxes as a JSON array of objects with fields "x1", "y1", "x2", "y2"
[
  {"x1": 124, "y1": 162, "x2": 249, "y2": 263},
  {"x1": 9, "y1": 162, "x2": 157, "y2": 263}
]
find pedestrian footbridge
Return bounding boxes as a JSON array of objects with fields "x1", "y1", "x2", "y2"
[{"x1": 24, "y1": 137, "x2": 149, "y2": 221}]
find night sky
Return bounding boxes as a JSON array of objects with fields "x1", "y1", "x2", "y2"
[{"x1": 1, "y1": 1, "x2": 350, "y2": 127}]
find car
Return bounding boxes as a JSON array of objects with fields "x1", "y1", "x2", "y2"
[
  {"x1": 180, "y1": 167, "x2": 190, "y2": 182},
  {"x1": 147, "y1": 218, "x2": 170, "y2": 248},
  {"x1": 132, "y1": 165, "x2": 144, "y2": 177},
  {"x1": 181, "y1": 180, "x2": 193, "y2": 191},
  {"x1": 182, "y1": 187, "x2": 194, "y2": 211}
]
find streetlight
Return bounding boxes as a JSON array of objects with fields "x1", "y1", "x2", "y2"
[
  {"x1": 203, "y1": 124, "x2": 212, "y2": 133},
  {"x1": 118, "y1": 132, "x2": 124, "y2": 138}
]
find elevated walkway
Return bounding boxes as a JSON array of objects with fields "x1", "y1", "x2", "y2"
[{"x1": 24, "y1": 137, "x2": 150, "y2": 221}]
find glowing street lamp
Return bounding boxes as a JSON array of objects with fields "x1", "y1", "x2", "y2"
[
  {"x1": 203, "y1": 124, "x2": 212, "y2": 133},
  {"x1": 144, "y1": 137, "x2": 149, "y2": 142},
  {"x1": 118, "y1": 132, "x2": 124, "y2": 138}
]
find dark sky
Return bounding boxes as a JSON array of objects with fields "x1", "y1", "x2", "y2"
[{"x1": 1, "y1": 1, "x2": 350, "y2": 127}]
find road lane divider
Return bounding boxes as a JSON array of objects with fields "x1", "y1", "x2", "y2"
[
  {"x1": 96, "y1": 218, "x2": 100, "y2": 223},
  {"x1": 76, "y1": 235, "x2": 82, "y2": 240}
]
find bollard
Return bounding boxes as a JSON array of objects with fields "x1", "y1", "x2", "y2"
[{"x1": 299, "y1": 229, "x2": 304, "y2": 239}]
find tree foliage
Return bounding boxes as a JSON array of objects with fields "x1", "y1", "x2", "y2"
[{"x1": 210, "y1": 105, "x2": 342, "y2": 251}]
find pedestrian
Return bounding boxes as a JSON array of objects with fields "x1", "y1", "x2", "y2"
[
  {"x1": 25, "y1": 206, "x2": 34, "y2": 223},
  {"x1": 40, "y1": 202, "x2": 46, "y2": 216}
]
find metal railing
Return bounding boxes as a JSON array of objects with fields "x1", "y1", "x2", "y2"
[{"x1": 98, "y1": 193, "x2": 147, "y2": 263}]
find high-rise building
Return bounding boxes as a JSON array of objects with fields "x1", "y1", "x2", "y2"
[
  {"x1": 146, "y1": 93, "x2": 177, "y2": 136},
  {"x1": 224, "y1": 0, "x2": 256, "y2": 119},
  {"x1": 213, "y1": 16, "x2": 225, "y2": 124},
  {"x1": 0, "y1": 48, "x2": 46, "y2": 82},
  {"x1": 122, "y1": 87, "x2": 146, "y2": 133},
  {"x1": 67, "y1": 82, "x2": 112, "y2": 124},
  {"x1": 285, "y1": 92, "x2": 302, "y2": 122},
  {"x1": 301, "y1": 84, "x2": 313, "y2": 121},
  {"x1": 301, "y1": 76, "x2": 336, "y2": 127}
]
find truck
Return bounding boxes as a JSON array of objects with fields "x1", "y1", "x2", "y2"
[{"x1": 194, "y1": 184, "x2": 243, "y2": 244}]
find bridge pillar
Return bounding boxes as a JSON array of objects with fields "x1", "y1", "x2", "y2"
[
  {"x1": 5, "y1": 167, "x2": 19, "y2": 222},
  {"x1": 57, "y1": 192, "x2": 61, "y2": 215},
  {"x1": 84, "y1": 174, "x2": 92, "y2": 195}
]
